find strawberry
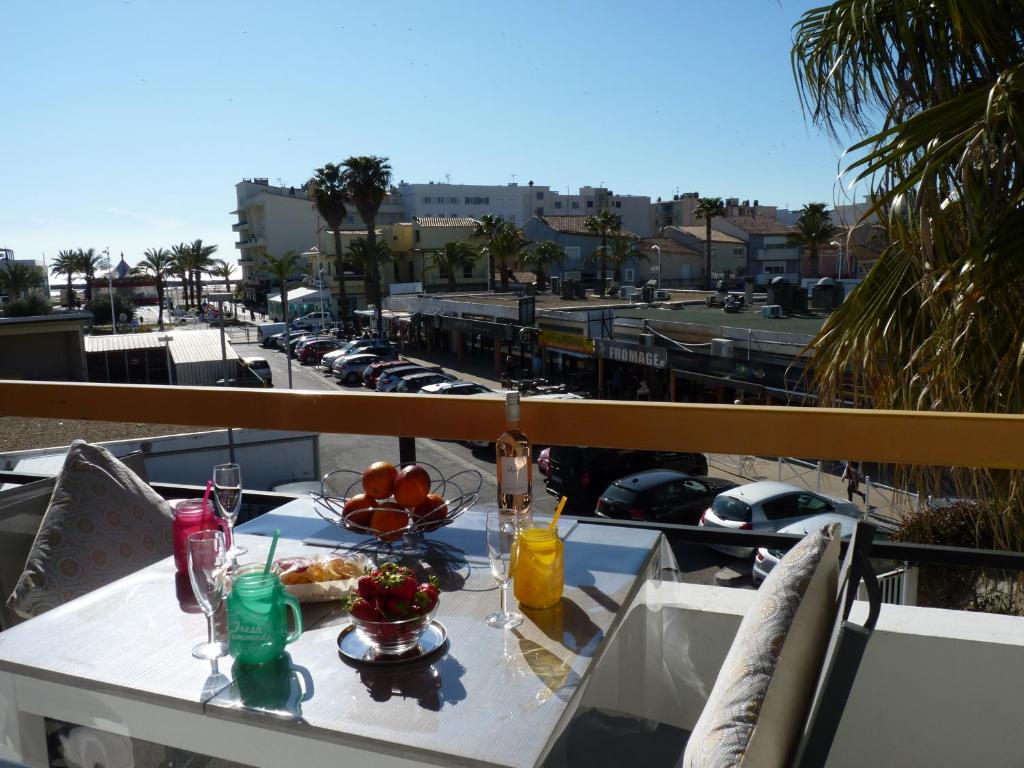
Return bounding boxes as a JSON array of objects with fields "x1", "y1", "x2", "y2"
[
  {"x1": 392, "y1": 575, "x2": 417, "y2": 601},
  {"x1": 386, "y1": 596, "x2": 411, "y2": 619},
  {"x1": 357, "y1": 575, "x2": 376, "y2": 600},
  {"x1": 348, "y1": 597, "x2": 380, "y2": 621}
]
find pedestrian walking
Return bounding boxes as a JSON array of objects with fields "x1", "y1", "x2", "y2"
[
  {"x1": 249, "y1": 309, "x2": 255, "y2": 321},
  {"x1": 842, "y1": 461, "x2": 866, "y2": 502},
  {"x1": 636, "y1": 379, "x2": 651, "y2": 401}
]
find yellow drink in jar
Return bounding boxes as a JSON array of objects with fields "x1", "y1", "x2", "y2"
[{"x1": 512, "y1": 526, "x2": 564, "y2": 609}]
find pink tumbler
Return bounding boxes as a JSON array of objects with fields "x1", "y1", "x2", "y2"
[{"x1": 172, "y1": 499, "x2": 232, "y2": 572}]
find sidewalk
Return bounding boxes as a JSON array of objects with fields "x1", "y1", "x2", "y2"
[{"x1": 707, "y1": 454, "x2": 906, "y2": 523}]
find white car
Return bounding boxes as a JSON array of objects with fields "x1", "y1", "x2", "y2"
[
  {"x1": 699, "y1": 481, "x2": 861, "y2": 558},
  {"x1": 292, "y1": 311, "x2": 334, "y2": 330},
  {"x1": 752, "y1": 512, "x2": 859, "y2": 583},
  {"x1": 420, "y1": 381, "x2": 494, "y2": 396}
]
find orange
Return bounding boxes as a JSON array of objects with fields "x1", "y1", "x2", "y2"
[
  {"x1": 394, "y1": 464, "x2": 431, "y2": 508},
  {"x1": 412, "y1": 493, "x2": 448, "y2": 531},
  {"x1": 371, "y1": 503, "x2": 409, "y2": 542},
  {"x1": 362, "y1": 461, "x2": 397, "y2": 499},
  {"x1": 343, "y1": 493, "x2": 376, "y2": 529}
]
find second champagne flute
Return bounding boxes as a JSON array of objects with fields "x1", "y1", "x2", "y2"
[
  {"x1": 485, "y1": 509, "x2": 523, "y2": 629},
  {"x1": 187, "y1": 529, "x2": 228, "y2": 660},
  {"x1": 212, "y1": 463, "x2": 247, "y2": 559}
]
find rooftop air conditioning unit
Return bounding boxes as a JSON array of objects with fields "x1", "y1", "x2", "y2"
[
  {"x1": 762, "y1": 304, "x2": 783, "y2": 319},
  {"x1": 655, "y1": 290, "x2": 671, "y2": 300},
  {"x1": 711, "y1": 338, "x2": 733, "y2": 358}
]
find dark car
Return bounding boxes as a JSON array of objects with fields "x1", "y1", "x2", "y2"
[
  {"x1": 545, "y1": 446, "x2": 709, "y2": 514},
  {"x1": 595, "y1": 470, "x2": 736, "y2": 524}
]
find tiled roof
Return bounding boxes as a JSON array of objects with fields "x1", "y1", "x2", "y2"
[
  {"x1": 413, "y1": 217, "x2": 479, "y2": 228},
  {"x1": 638, "y1": 237, "x2": 701, "y2": 257},
  {"x1": 722, "y1": 215, "x2": 794, "y2": 235},
  {"x1": 665, "y1": 226, "x2": 744, "y2": 244},
  {"x1": 537, "y1": 215, "x2": 640, "y2": 239}
]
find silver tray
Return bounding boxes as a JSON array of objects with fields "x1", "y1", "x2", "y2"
[{"x1": 337, "y1": 620, "x2": 449, "y2": 666}]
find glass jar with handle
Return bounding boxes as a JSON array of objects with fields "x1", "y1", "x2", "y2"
[
  {"x1": 512, "y1": 524, "x2": 564, "y2": 609},
  {"x1": 172, "y1": 499, "x2": 232, "y2": 573},
  {"x1": 227, "y1": 564, "x2": 303, "y2": 665}
]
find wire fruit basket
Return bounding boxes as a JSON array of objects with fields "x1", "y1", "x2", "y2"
[{"x1": 311, "y1": 462, "x2": 481, "y2": 543}]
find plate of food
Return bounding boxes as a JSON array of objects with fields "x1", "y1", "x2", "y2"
[{"x1": 277, "y1": 553, "x2": 371, "y2": 603}]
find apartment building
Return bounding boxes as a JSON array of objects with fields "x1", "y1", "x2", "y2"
[
  {"x1": 659, "y1": 226, "x2": 748, "y2": 282},
  {"x1": 650, "y1": 193, "x2": 777, "y2": 232},
  {"x1": 712, "y1": 215, "x2": 799, "y2": 286},
  {"x1": 397, "y1": 182, "x2": 544, "y2": 227},
  {"x1": 233, "y1": 178, "x2": 404, "y2": 306}
]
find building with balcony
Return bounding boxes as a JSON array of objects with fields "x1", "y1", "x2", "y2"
[{"x1": 397, "y1": 181, "x2": 543, "y2": 226}]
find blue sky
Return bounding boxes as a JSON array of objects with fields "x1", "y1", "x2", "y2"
[{"x1": 1, "y1": 0, "x2": 857, "y2": 269}]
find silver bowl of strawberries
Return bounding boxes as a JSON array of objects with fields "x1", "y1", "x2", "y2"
[{"x1": 343, "y1": 563, "x2": 441, "y2": 656}]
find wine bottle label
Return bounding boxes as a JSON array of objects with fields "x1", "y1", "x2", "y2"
[{"x1": 499, "y1": 456, "x2": 529, "y2": 494}]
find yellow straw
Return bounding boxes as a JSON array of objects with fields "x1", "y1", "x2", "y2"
[{"x1": 548, "y1": 496, "x2": 567, "y2": 532}]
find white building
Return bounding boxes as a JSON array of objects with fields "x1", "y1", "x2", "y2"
[
  {"x1": 397, "y1": 182, "x2": 653, "y2": 235},
  {"x1": 233, "y1": 178, "x2": 404, "y2": 303}
]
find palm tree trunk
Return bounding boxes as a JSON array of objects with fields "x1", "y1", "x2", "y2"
[
  {"x1": 537, "y1": 266, "x2": 546, "y2": 291},
  {"x1": 156, "y1": 280, "x2": 164, "y2": 328},
  {"x1": 333, "y1": 230, "x2": 348, "y2": 333},
  {"x1": 282, "y1": 281, "x2": 293, "y2": 389},
  {"x1": 66, "y1": 275, "x2": 73, "y2": 307},
  {"x1": 499, "y1": 258, "x2": 509, "y2": 290},
  {"x1": 447, "y1": 264, "x2": 456, "y2": 293},
  {"x1": 366, "y1": 218, "x2": 383, "y2": 336},
  {"x1": 599, "y1": 236, "x2": 607, "y2": 296},
  {"x1": 705, "y1": 220, "x2": 713, "y2": 290},
  {"x1": 614, "y1": 264, "x2": 623, "y2": 283}
]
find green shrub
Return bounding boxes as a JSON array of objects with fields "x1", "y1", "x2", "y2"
[
  {"x1": 2, "y1": 294, "x2": 52, "y2": 317},
  {"x1": 892, "y1": 503, "x2": 1020, "y2": 612},
  {"x1": 85, "y1": 295, "x2": 135, "y2": 323}
]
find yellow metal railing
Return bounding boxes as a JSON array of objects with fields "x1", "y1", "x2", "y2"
[{"x1": 2, "y1": 381, "x2": 1024, "y2": 469}]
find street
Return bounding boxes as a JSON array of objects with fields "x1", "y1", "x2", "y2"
[{"x1": 231, "y1": 338, "x2": 742, "y2": 586}]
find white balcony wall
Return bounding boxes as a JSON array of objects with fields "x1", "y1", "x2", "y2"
[{"x1": 583, "y1": 581, "x2": 1024, "y2": 768}]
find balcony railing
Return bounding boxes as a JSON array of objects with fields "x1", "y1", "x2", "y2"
[{"x1": 3, "y1": 381, "x2": 1023, "y2": 469}]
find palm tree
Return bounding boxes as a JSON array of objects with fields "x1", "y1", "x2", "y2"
[
  {"x1": 138, "y1": 247, "x2": 173, "y2": 328},
  {"x1": 342, "y1": 155, "x2": 392, "y2": 334},
  {"x1": 793, "y1": 1, "x2": 1024, "y2": 547},
  {"x1": 693, "y1": 197, "x2": 726, "y2": 290},
  {"x1": 76, "y1": 248, "x2": 103, "y2": 303},
  {"x1": 603, "y1": 234, "x2": 644, "y2": 284},
  {"x1": 0, "y1": 262, "x2": 44, "y2": 299},
  {"x1": 477, "y1": 219, "x2": 529, "y2": 290},
  {"x1": 429, "y1": 242, "x2": 479, "y2": 292},
  {"x1": 264, "y1": 250, "x2": 301, "y2": 389},
  {"x1": 473, "y1": 213, "x2": 507, "y2": 289},
  {"x1": 584, "y1": 209, "x2": 620, "y2": 296},
  {"x1": 787, "y1": 203, "x2": 840, "y2": 276},
  {"x1": 51, "y1": 250, "x2": 79, "y2": 307},
  {"x1": 522, "y1": 241, "x2": 565, "y2": 291},
  {"x1": 345, "y1": 238, "x2": 391, "y2": 276},
  {"x1": 187, "y1": 239, "x2": 218, "y2": 305},
  {"x1": 307, "y1": 162, "x2": 351, "y2": 331},
  {"x1": 169, "y1": 243, "x2": 191, "y2": 307}
]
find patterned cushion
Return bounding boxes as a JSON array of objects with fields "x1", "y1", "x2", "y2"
[
  {"x1": 6, "y1": 441, "x2": 173, "y2": 619},
  {"x1": 681, "y1": 523, "x2": 840, "y2": 768}
]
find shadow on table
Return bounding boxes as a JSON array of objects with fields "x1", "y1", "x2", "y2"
[
  {"x1": 521, "y1": 599, "x2": 602, "y2": 658},
  {"x1": 342, "y1": 652, "x2": 467, "y2": 712},
  {"x1": 226, "y1": 653, "x2": 314, "y2": 720}
]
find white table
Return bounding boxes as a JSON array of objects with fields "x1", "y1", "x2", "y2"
[{"x1": 0, "y1": 499, "x2": 674, "y2": 767}]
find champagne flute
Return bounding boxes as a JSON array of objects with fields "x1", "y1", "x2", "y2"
[
  {"x1": 187, "y1": 529, "x2": 228, "y2": 660},
  {"x1": 212, "y1": 463, "x2": 247, "y2": 559},
  {"x1": 486, "y1": 509, "x2": 523, "y2": 629}
]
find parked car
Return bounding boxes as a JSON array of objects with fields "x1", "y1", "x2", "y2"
[
  {"x1": 419, "y1": 381, "x2": 494, "y2": 396},
  {"x1": 216, "y1": 368, "x2": 269, "y2": 388},
  {"x1": 752, "y1": 513, "x2": 860, "y2": 584},
  {"x1": 394, "y1": 371, "x2": 456, "y2": 393},
  {"x1": 334, "y1": 351, "x2": 397, "y2": 385},
  {"x1": 289, "y1": 334, "x2": 332, "y2": 356},
  {"x1": 545, "y1": 447, "x2": 709, "y2": 514},
  {"x1": 596, "y1": 470, "x2": 737, "y2": 524},
  {"x1": 292, "y1": 311, "x2": 335, "y2": 330},
  {"x1": 328, "y1": 343, "x2": 394, "y2": 374},
  {"x1": 537, "y1": 447, "x2": 551, "y2": 477},
  {"x1": 241, "y1": 357, "x2": 272, "y2": 386},
  {"x1": 376, "y1": 364, "x2": 436, "y2": 392},
  {"x1": 363, "y1": 359, "x2": 411, "y2": 388},
  {"x1": 297, "y1": 339, "x2": 341, "y2": 364},
  {"x1": 699, "y1": 481, "x2": 861, "y2": 558},
  {"x1": 321, "y1": 339, "x2": 391, "y2": 370},
  {"x1": 274, "y1": 330, "x2": 309, "y2": 351}
]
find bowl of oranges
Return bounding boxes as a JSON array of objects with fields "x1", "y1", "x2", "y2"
[{"x1": 312, "y1": 461, "x2": 480, "y2": 544}]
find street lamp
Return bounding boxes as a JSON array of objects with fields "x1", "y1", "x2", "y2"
[
  {"x1": 651, "y1": 244, "x2": 662, "y2": 290},
  {"x1": 830, "y1": 239, "x2": 844, "y2": 279},
  {"x1": 100, "y1": 248, "x2": 116, "y2": 333}
]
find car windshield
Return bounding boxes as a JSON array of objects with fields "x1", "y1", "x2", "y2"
[{"x1": 712, "y1": 495, "x2": 752, "y2": 523}]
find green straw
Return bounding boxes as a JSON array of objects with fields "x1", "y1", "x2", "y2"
[{"x1": 263, "y1": 529, "x2": 280, "y2": 575}]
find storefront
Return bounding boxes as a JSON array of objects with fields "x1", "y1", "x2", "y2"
[
  {"x1": 594, "y1": 338, "x2": 668, "y2": 400},
  {"x1": 537, "y1": 331, "x2": 597, "y2": 394},
  {"x1": 667, "y1": 349, "x2": 812, "y2": 404}
]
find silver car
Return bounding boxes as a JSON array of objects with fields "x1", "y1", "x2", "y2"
[
  {"x1": 333, "y1": 351, "x2": 395, "y2": 385},
  {"x1": 699, "y1": 481, "x2": 861, "y2": 557}
]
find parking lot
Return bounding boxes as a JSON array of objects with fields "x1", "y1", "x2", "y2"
[{"x1": 231, "y1": 336, "x2": 744, "y2": 586}]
